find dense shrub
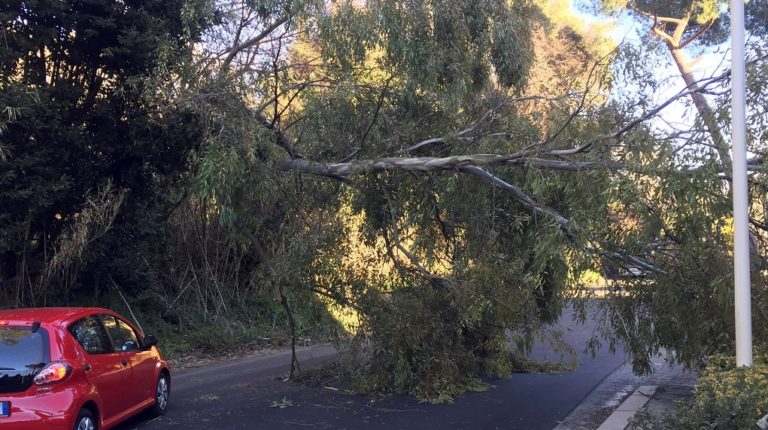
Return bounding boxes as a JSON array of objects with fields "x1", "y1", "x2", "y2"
[{"x1": 631, "y1": 354, "x2": 768, "y2": 429}]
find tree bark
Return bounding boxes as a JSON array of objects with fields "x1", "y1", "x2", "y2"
[
  {"x1": 282, "y1": 156, "x2": 604, "y2": 178},
  {"x1": 642, "y1": 2, "x2": 732, "y2": 173},
  {"x1": 667, "y1": 45, "x2": 732, "y2": 173}
]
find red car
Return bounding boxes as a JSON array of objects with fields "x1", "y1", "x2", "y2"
[{"x1": 0, "y1": 307, "x2": 170, "y2": 430}]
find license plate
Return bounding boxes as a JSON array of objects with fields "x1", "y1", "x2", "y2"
[{"x1": 0, "y1": 401, "x2": 9, "y2": 417}]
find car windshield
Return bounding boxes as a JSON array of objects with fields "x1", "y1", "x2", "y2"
[{"x1": 0, "y1": 326, "x2": 49, "y2": 393}]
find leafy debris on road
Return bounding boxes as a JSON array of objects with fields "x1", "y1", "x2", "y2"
[{"x1": 270, "y1": 397, "x2": 295, "y2": 409}]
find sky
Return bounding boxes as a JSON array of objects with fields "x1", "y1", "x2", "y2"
[{"x1": 569, "y1": 0, "x2": 737, "y2": 146}]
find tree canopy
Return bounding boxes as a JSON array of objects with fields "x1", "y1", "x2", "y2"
[
  {"x1": 2, "y1": 0, "x2": 768, "y2": 401},
  {"x1": 0, "y1": 0, "x2": 210, "y2": 302}
]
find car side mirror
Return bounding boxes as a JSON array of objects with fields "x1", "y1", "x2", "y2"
[{"x1": 143, "y1": 334, "x2": 158, "y2": 349}]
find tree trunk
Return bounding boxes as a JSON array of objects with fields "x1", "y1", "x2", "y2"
[
  {"x1": 239, "y1": 224, "x2": 301, "y2": 379},
  {"x1": 280, "y1": 291, "x2": 300, "y2": 379},
  {"x1": 668, "y1": 45, "x2": 732, "y2": 172}
]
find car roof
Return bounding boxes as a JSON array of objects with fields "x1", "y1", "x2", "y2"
[{"x1": 0, "y1": 307, "x2": 117, "y2": 325}]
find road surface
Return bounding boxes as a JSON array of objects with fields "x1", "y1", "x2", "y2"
[{"x1": 116, "y1": 304, "x2": 625, "y2": 430}]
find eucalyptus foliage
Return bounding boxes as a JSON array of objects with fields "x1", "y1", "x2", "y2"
[
  {"x1": 584, "y1": 0, "x2": 768, "y2": 374},
  {"x1": 173, "y1": 0, "x2": 622, "y2": 401},
  {"x1": 4, "y1": 0, "x2": 768, "y2": 406}
]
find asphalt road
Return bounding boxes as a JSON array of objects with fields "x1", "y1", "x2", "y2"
[{"x1": 116, "y1": 304, "x2": 625, "y2": 430}]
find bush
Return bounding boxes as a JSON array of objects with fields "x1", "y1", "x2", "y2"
[
  {"x1": 631, "y1": 354, "x2": 768, "y2": 429},
  {"x1": 102, "y1": 288, "x2": 343, "y2": 361}
]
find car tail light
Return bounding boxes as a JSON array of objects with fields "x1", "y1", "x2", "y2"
[{"x1": 34, "y1": 362, "x2": 72, "y2": 385}]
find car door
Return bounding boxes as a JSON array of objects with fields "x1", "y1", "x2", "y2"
[
  {"x1": 68, "y1": 315, "x2": 133, "y2": 420},
  {"x1": 101, "y1": 315, "x2": 157, "y2": 407}
]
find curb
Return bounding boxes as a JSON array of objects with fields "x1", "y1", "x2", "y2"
[{"x1": 596, "y1": 385, "x2": 657, "y2": 430}]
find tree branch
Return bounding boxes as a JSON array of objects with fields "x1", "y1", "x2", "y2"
[
  {"x1": 220, "y1": 17, "x2": 290, "y2": 71},
  {"x1": 282, "y1": 155, "x2": 604, "y2": 177},
  {"x1": 679, "y1": 19, "x2": 715, "y2": 49},
  {"x1": 458, "y1": 166, "x2": 571, "y2": 231}
]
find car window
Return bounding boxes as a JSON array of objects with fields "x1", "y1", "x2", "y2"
[
  {"x1": 0, "y1": 327, "x2": 46, "y2": 368},
  {"x1": 69, "y1": 316, "x2": 112, "y2": 355},
  {"x1": 102, "y1": 315, "x2": 140, "y2": 352},
  {"x1": 0, "y1": 327, "x2": 50, "y2": 394}
]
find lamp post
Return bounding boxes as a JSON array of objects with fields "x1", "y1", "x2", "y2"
[{"x1": 731, "y1": 0, "x2": 752, "y2": 367}]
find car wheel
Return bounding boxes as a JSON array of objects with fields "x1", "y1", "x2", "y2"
[
  {"x1": 73, "y1": 409, "x2": 97, "y2": 430},
  {"x1": 148, "y1": 373, "x2": 170, "y2": 416}
]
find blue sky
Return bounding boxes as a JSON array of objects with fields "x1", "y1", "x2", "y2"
[{"x1": 569, "y1": 0, "x2": 734, "y2": 139}]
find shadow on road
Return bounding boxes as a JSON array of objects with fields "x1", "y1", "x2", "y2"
[{"x1": 115, "y1": 304, "x2": 625, "y2": 430}]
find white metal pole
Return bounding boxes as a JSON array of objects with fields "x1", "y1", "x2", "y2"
[{"x1": 731, "y1": 0, "x2": 752, "y2": 367}]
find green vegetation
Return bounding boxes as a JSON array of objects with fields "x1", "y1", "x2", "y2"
[
  {"x1": 588, "y1": 0, "x2": 768, "y2": 374},
  {"x1": 2, "y1": 0, "x2": 768, "y2": 411},
  {"x1": 631, "y1": 354, "x2": 768, "y2": 429},
  {"x1": 104, "y1": 289, "x2": 343, "y2": 361}
]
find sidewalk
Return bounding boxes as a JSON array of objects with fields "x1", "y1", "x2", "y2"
[
  {"x1": 553, "y1": 356, "x2": 696, "y2": 430},
  {"x1": 640, "y1": 384, "x2": 696, "y2": 420}
]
